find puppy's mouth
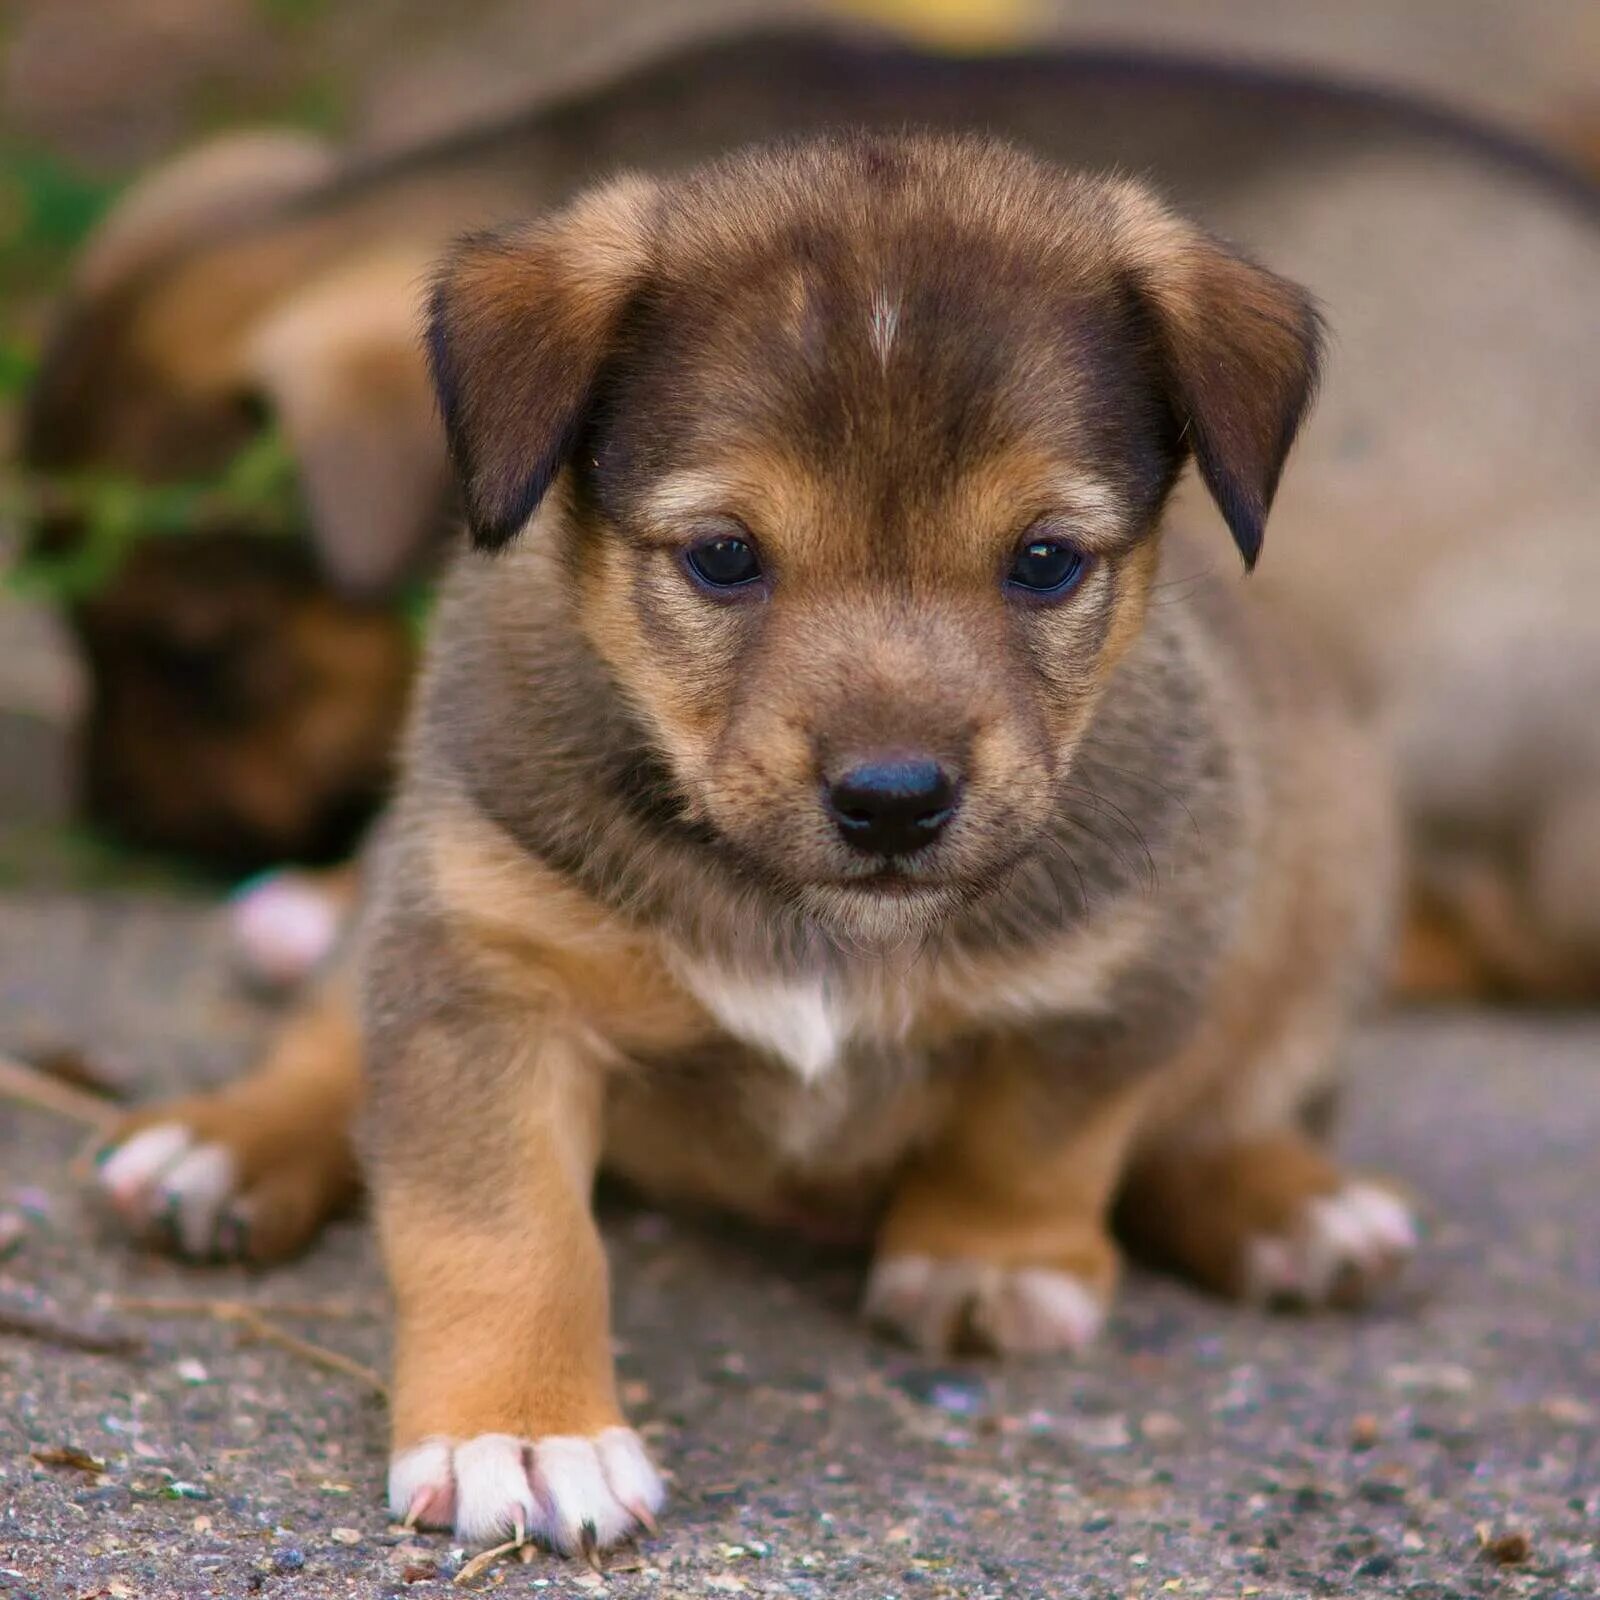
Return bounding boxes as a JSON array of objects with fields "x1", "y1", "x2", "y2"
[{"x1": 840, "y1": 866, "x2": 947, "y2": 896}]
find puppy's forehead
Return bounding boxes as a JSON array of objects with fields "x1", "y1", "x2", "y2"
[{"x1": 602, "y1": 143, "x2": 1170, "y2": 528}]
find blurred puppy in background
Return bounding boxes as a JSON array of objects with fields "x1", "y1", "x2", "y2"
[
  {"x1": 21, "y1": 27, "x2": 1600, "y2": 1000},
  {"x1": 97, "y1": 130, "x2": 1417, "y2": 1554}
]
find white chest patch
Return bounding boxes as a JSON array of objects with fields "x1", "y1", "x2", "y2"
[{"x1": 670, "y1": 959, "x2": 862, "y2": 1083}]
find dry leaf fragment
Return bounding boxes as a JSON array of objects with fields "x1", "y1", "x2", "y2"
[
  {"x1": 1477, "y1": 1526, "x2": 1532, "y2": 1565},
  {"x1": 32, "y1": 1445, "x2": 107, "y2": 1473}
]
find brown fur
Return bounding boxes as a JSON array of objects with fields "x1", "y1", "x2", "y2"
[{"x1": 97, "y1": 131, "x2": 1413, "y2": 1551}]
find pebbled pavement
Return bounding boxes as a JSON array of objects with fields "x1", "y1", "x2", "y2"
[{"x1": 0, "y1": 892, "x2": 1597, "y2": 1598}]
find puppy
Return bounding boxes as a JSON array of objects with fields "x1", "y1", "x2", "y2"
[{"x1": 100, "y1": 131, "x2": 1414, "y2": 1554}]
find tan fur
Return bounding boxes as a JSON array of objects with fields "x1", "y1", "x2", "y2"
[
  {"x1": 72, "y1": 131, "x2": 336, "y2": 300},
  {"x1": 380, "y1": 1035, "x2": 621, "y2": 1448},
  {"x1": 242, "y1": 251, "x2": 450, "y2": 593}
]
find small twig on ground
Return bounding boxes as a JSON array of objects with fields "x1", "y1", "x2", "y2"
[
  {"x1": 111, "y1": 1295, "x2": 387, "y2": 1397},
  {"x1": 0, "y1": 1297, "x2": 145, "y2": 1357},
  {"x1": 23, "y1": 1045, "x2": 134, "y2": 1102},
  {"x1": 453, "y1": 1535, "x2": 530, "y2": 1587},
  {"x1": 111, "y1": 1294, "x2": 370, "y2": 1321},
  {"x1": 235, "y1": 1311, "x2": 389, "y2": 1397},
  {"x1": 0, "y1": 1051, "x2": 118, "y2": 1132}
]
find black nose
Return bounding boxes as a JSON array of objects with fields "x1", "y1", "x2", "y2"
[{"x1": 826, "y1": 757, "x2": 958, "y2": 856}]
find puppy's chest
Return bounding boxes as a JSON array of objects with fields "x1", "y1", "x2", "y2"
[
  {"x1": 672, "y1": 961, "x2": 914, "y2": 1085},
  {"x1": 667, "y1": 921, "x2": 1133, "y2": 1091},
  {"x1": 675, "y1": 953, "x2": 947, "y2": 1094},
  {"x1": 662, "y1": 956, "x2": 944, "y2": 1172}
]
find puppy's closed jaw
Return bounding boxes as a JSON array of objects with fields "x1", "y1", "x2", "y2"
[{"x1": 388, "y1": 1428, "x2": 663, "y2": 1554}]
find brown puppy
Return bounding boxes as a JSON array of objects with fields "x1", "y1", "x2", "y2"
[{"x1": 99, "y1": 132, "x2": 1413, "y2": 1553}]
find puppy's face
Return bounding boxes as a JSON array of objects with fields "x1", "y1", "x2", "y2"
[{"x1": 431, "y1": 137, "x2": 1319, "y2": 941}]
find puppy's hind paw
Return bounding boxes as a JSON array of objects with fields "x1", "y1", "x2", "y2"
[
  {"x1": 388, "y1": 1427, "x2": 664, "y2": 1557},
  {"x1": 93, "y1": 1099, "x2": 353, "y2": 1263},
  {"x1": 1244, "y1": 1180, "x2": 1418, "y2": 1309},
  {"x1": 864, "y1": 1254, "x2": 1107, "y2": 1356},
  {"x1": 97, "y1": 1122, "x2": 246, "y2": 1259}
]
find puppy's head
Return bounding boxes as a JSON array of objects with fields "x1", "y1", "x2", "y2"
[{"x1": 430, "y1": 134, "x2": 1320, "y2": 942}]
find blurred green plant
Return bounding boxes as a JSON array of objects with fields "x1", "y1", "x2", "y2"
[
  {"x1": 6, "y1": 413, "x2": 438, "y2": 632},
  {"x1": 4, "y1": 427, "x2": 305, "y2": 603},
  {"x1": 254, "y1": 0, "x2": 329, "y2": 27},
  {"x1": 0, "y1": 820, "x2": 211, "y2": 894},
  {"x1": 0, "y1": 140, "x2": 121, "y2": 300}
]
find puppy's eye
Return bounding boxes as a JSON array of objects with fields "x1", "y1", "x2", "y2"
[
  {"x1": 685, "y1": 533, "x2": 763, "y2": 590},
  {"x1": 1006, "y1": 537, "x2": 1088, "y2": 598}
]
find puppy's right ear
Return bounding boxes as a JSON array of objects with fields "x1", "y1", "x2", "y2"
[{"x1": 427, "y1": 175, "x2": 656, "y2": 549}]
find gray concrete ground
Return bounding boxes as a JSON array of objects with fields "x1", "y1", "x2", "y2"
[{"x1": 1, "y1": 893, "x2": 1597, "y2": 1599}]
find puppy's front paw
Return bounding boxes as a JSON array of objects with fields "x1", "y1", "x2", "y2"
[
  {"x1": 389, "y1": 1428, "x2": 664, "y2": 1556},
  {"x1": 1244, "y1": 1180, "x2": 1418, "y2": 1308},
  {"x1": 864, "y1": 1253, "x2": 1107, "y2": 1356}
]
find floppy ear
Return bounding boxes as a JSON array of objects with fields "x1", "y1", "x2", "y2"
[
  {"x1": 75, "y1": 131, "x2": 336, "y2": 299},
  {"x1": 245, "y1": 251, "x2": 450, "y2": 595},
  {"x1": 1130, "y1": 218, "x2": 1322, "y2": 569},
  {"x1": 427, "y1": 174, "x2": 657, "y2": 549}
]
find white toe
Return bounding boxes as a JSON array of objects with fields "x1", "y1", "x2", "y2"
[
  {"x1": 532, "y1": 1436, "x2": 631, "y2": 1553},
  {"x1": 979, "y1": 1267, "x2": 1105, "y2": 1353},
  {"x1": 388, "y1": 1430, "x2": 663, "y2": 1553},
  {"x1": 865, "y1": 1253, "x2": 1105, "y2": 1355},
  {"x1": 388, "y1": 1438, "x2": 454, "y2": 1527},
  {"x1": 1245, "y1": 1181, "x2": 1417, "y2": 1306},
  {"x1": 98, "y1": 1123, "x2": 193, "y2": 1213},
  {"x1": 157, "y1": 1142, "x2": 239, "y2": 1257},
  {"x1": 864, "y1": 1253, "x2": 968, "y2": 1352},
  {"x1": 228, "y1": 872, "x2": 343, "y2": 989},
  {"x1": 596, "y1": 1426, "x2": 665, "y2": 1526},
  {"x1": 1341, "y1": 1181, "x2": 1419, "y2": 1254},
  {"x1": 453, "y1": 1434, "x2": 539, "y2": 1547}
]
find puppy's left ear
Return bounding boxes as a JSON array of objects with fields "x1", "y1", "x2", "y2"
[
  {"x1": 1129, "y1": 212, "x2": 1323, "y2": 569},
  {"x1": 427, "y1": 174, "x2": 657, "y2": 549}
]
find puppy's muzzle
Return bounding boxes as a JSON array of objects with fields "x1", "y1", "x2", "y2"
[{"x1": 825, "y1": 756, "x2": 959, "y2": 858}]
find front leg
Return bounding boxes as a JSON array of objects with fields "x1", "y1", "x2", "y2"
[
  {"x1": 867, "y1": 1045, "x2": 1151, "y2": 1357},
  {"x1": 371, "y1": 1019, "x2": 662, "y2": 1556}
]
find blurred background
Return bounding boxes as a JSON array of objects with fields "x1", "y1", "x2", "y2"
[{"x1": 1, "y1": 0, "x2": 1597, "y2": 892}]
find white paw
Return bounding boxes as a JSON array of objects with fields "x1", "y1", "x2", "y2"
[
  {"x1": 96, "y1": 1121, "x2": 246, "y2": 1258},
  {"x1": 864, "y1": 1254, "x2": 1106, "y2": 1355},
  {"x1": 388, "y1": 1428, "x2": 664, "y2": 1555},
  {"x1": 227, "y1": 870, "x2": 344, "y2": 991},
  {"x1": 1245, "y1": 1181, "x2": 1418, "y2": 1307}
]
